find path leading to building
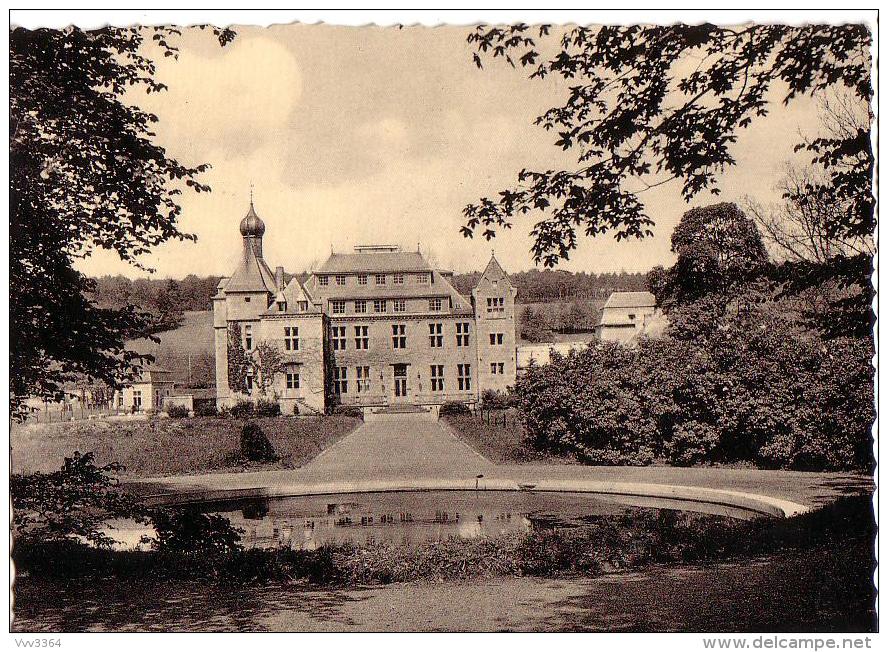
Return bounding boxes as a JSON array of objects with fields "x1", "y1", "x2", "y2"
[{"x1": 302, "y1": 412, "x2": 493, "y2": 478}]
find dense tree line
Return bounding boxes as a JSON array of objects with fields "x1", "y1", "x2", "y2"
[
  {"x1": 88, "y1": 274, "x2": 223, "y2": 331},
  {"x1": 451, "y1": 269, "x2": 646, "y2": 301}
]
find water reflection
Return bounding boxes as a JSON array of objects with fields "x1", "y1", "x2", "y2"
[
  {"x1": 227, "y1": 492, "x2": 541, "y2": 550},
  {"x1": 104, "y1": 490, "x2": 761, "y2": 552}
]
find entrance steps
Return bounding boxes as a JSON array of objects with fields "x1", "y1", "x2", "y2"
[{"x1": 371, "y1": 404, "x2": 432, "y2": 415}]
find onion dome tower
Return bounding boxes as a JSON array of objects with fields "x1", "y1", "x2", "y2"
[{"x1": 240, "y1": 199, "x2": 266, "y2": 258}]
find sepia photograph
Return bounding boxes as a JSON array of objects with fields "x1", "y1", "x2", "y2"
[{"x1": 7, "y1": 7, "x2": 879, "y2": 638}]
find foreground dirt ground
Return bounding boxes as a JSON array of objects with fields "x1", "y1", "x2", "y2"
[{"x1": 13, "y1": 536, "x2": 876, "y2": 632}]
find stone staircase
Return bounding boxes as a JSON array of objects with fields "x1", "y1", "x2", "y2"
[{"x1": 371, "y1": 404, "x2": 432, "y2": 415}]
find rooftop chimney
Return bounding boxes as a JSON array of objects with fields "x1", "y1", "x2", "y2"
[{"x1": 275, "y1": 266, "x2": 285, "y2": 291}]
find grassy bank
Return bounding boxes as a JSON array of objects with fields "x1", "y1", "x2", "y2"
[
  {"x1": 442, "y1": 411, "x2": 575, "y2": 464},
  {"x1": 10, "y1": 416, "x2": 361, "y2": 478}
]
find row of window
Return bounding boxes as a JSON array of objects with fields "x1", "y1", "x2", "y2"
[
  {"x1": 243, "y1": 361, "x2": 503, "y2": 395},
  {"x1": 332, "y1": 363, "x2": 474, "y2": 395},
  {"x1": 330, "y1": 324, "x2": 505, "y2": 351},
  {"x1": 319, "y1": 272, "x2": 430, "y2": 287},
  {"x1": 249, "y1": 324, "x2": 506, "y2": 353},
  {"x1": 331, "y1": 298, "x2": 444, "y2": 314}
]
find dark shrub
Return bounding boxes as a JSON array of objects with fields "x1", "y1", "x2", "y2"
[
  {"x1": 229, "y1": 401, "x2": 255, "y2": 418},
  {"x1": 256, "y1": 399, "x2": 281, "y2": 417},
  {"x1": 194, "y1": 402, "x2": 217, "y2": 417},
  {"x1": 240, "y1": 421, "x2": 278, "y2": 462},
  {"x1": 166, "y1": 404, "x2": 190, "y2": 419},
  {"x1": 481, "y1": 389, "x2": 514, "y2": 410},
  {"x1": 11, "y1": 452, "x2": 146, "y2": 548},
  {"x1": 439, "y1": 401, "x2": 471, "y2": 416},
  {"x1": 150, "y1": 508, "x2": 243, "y2": 555},
  {"x1": 515, "y1": 308, "x2": 875, "y2": 471},
  {"x1": 331, "y1": 405, "x2": 363, "y2": 419}
]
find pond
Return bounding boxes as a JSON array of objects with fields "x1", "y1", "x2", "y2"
[{"x1": 106, "y1": 490, "x2": 765, "y2": 551}]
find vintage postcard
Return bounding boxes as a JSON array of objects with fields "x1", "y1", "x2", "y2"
[{"x1": 8, "y1": 8, "x2": 878, "y2": 640}]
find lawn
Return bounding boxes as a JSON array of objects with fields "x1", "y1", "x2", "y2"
[
  {"x1": 10, "y1": 415, "x2": 361, "y2": 478},
  {"x1": 442, "y1": 410, "x2": 576, "y2": 465}
]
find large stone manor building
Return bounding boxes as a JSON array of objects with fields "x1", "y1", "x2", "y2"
[{"x1": 213, "y1": 202, "x2": 517, "y2": 414}]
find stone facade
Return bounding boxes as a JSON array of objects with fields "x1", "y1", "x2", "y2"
[{"x1": 213, "y1": 204, "x2": 517, "y2": 414}]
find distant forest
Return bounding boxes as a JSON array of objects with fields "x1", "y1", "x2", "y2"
[{"x1": 88, "y1": 269, "x2": 648, "y2": 332}]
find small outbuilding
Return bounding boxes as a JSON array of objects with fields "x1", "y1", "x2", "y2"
[
  {"x1": 113, "y1": 366, "x2": 175, "y2": 412},
  {"x1": 595, "y1": 291, "x2": 658, "y2": 343}
]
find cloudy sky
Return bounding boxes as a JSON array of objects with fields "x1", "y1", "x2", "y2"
[{"x1": 76, "y1": 23, "x2": 826, "y2": 280}]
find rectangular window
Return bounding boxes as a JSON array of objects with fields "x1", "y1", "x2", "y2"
[
  {"x1": 430, "y1": 365, "x2": 445, "y2": 392},
  {"x1": 392, "y1": 324, "x2": 407, "y2": 349},
  {"x1": 243, "y1": 324, "x2": 253, "y2": 350},
  {"x1": 457, "y1": 364, "x2": 472, "y2": 391},
  {"x1": 354, "y1": 325, "x2": 369, "y2": 350},
  {"x1": 284, "y1": 326, "x2": 299, "y2": 351},
  {"x1": 358, "y1": 274, "x2": 368, "y2": 285},
  {"x1": 244, "y1": 296, "x2": 251, "y2": 303},
  {"x1": 428, "y1": 298, "x2": 442, "y2": 312},
  {"x1": 374, "y1": 299, "x2": 387, "y2": 313},
  {"x1": 318, "y1": 275, "x2": 329, "y2": 286},
  {"x1": 286, "y1": 370, "x2": 300, "y2": 390},
  {"x1": 393, "y1": 299, "x2": 407, "y2": 313},
  {"x1": 354, "y1": 300, "x2": 367, "y2": 314},
  {"x1": 298, "y1": 301, "x2": 308, "y2": 312},
  {"x1": 331, "y1": 300, "x2": 346, "y2": 315},
  {"x1": 489, "y1": 333, "x2": 504, "y2": 345},
  {"x1": 375, "y1": 274, "x2": 386, "y2": 285},
  {"x1": 456, "y1": 322, "x2": 471, "y2": 347},
  {"x1": 486, "y1": 297, "x2": 505, "y2": 314},
  {"x1": 132, "y1": 390, "x2": 142, "y2": 408},
  {"x1": 356, "y1": 366, "x2": 371, "y2": 393},
  {"x1": 490, "y1": 362, "x2": 505, "y2": 375},
  {"x1": 331, "y1": 326, "x2": 347, "y2": 350},
  {"x1": 416, "y1": 273, "x2": 429, "y2": 284},
  {"x1": 428, "y1": 323, "x2": 443, "y2": 348},
  {"x1": 277, "y1": 300, "x2": 287, "y2": 312},
  {"x1": 393, "y1": 273, "x2": 404, "y2": 284},
  {"x1": 245, "y1": 373, "x2": 254, "y2": 392},
  {"x1": 335, "y1": 274, "x2": 346, "y2": 286},
  {"x1": 333, "y1": 366, "x2": 348, "y2": 395}
]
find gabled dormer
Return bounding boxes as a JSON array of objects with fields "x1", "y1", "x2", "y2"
[
  {"x1": 264, "y1": 276, "x2": 316, "y2": 315},
  {"x1": 471, "y1": 253, "x2": 517, "y2": 318}
]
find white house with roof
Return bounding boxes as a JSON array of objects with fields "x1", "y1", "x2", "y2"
[
  {"x1": 595, "y1": 291, "x2": 659, "y2": 343},
  {"x1": 112, "y1": 366, "x2": 176, "y2": 412}
]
